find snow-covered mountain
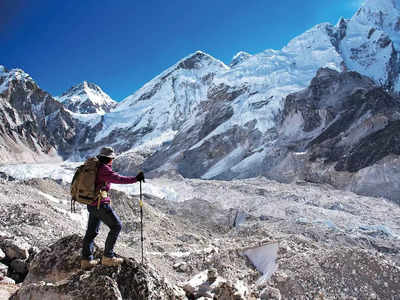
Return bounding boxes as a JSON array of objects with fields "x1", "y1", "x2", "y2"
[
  {"x1": 81, "y1": 51, "x2": 229, "y2": 156},
  {"x1": 58, "y1": 81, "x2": 117, "y2": 114},
  {"x1": 2, "y1": 0, "x2": 400, "y2": 200}
]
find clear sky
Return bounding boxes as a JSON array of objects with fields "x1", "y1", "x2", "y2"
[{"x1": 1, "y1": 0, "x2": 363, "y2": 101}]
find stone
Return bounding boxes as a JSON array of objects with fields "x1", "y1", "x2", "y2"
[
  {"x1": 0, "y1": 231, "x2": 11, "y2": 241},
  {"x1": 10, "y1": 259, "x2": 28, "y2": 275},
  {"x1": 0, "y1": 263, "x2": 8, "y2": 275},
  {"x1": 0, "y1": 276, "x2": 16, "y2": 284},
  {"x1": 173, "y1": 261, "x2": 189, "y2": 273},
  {"x1": 24, "y1": 234, "x2": 99, "y2": 284},
  {"x1": 183, "y1": 269, "x2": 248, "y2": 299},
  {"x1": 1, "y1": 238, "x2": 30, "y2": 260},
  {"x1": 260, "y1": 286, "x2": 282, "y2": 300},
  {"x1": 369, "y1": 293, "x2": 377, "y2": 300},
  {"x1": 207, "y1": 267, "x2": 218, "y2": 282},
  {"x1": 0, "y1": 248, "x2": 5, "y2": 260}
]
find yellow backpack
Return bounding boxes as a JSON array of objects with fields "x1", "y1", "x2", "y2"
[{"x1": 70, "y1": 157, "x2": 99, "y2": 212}]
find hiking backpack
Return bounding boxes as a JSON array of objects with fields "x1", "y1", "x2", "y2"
[{"x1": 70, "y1": 157, "x2": 99, "y2": 212}]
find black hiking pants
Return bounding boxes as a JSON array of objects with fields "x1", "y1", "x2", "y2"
[{"x1": 82, "y1": 203, "x2": 122, "y2": 260}]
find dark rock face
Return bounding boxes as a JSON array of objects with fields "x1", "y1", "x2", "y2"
[
  {"x1": 283, "y1": 69, "x2": 400, "y2": 173},
  {"x1": 269, "y1": 68, "x2": 400, "y2": 200},
  {"x1": 177, "y1": 51, "x2": 224, "y2": 70},
  {"x1": 0, "y1": 70, "x2": 83, "y2": 162}
]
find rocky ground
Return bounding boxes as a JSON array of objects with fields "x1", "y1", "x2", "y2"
[{"x1": 0, "y1": 166, "x2": 399, "y2": 299}]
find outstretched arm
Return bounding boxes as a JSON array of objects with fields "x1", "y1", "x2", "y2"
[{"x1": 100, "y1": 166, "x2": 137, "y2": 184}]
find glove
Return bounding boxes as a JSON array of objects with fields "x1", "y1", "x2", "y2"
[{"x1": 135, "y1": 171, "x2": 145, "y2": 182}]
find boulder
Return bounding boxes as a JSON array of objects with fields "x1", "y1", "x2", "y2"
[
  {"x1": 24, "y1": 234, "x2": 99, "y2": 284},
  {"x1": 0, "y1": 276, "x2": 15, "y2": 284},
  {"x1": 173, "y1": 262, "x2": 189, "y2": 273},
  {"x1": 10, "y1": 259, "x2": 28, "y2": 275},
  {"x1": 0, "y1": 239, "x2": 30, "y2": 260},
  {"x1": 0, "y1": 282, "x2": 20, "y2": 299},
  {"x1": 0, "y1": 263, "x2": 7, "y2": 276},
  {"x1": 0, "y1": 231, "x2": 11, "y2": 241},
  {"x1": 260, "y1": 286, "x2": 281, "y2": 300},
  {"x1": 182, "y1": 268, "x2": 248, "y2": 299},
  {"x1": 0, "y1": 249, "x2": 5, "y2": 260}
]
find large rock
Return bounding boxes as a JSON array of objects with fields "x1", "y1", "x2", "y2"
[
  {"x1": 0, "y1": 238, "x2": 30, "y2": 260},
  {"x1": 0, "y1": 263, "x2": 8, "y2": 276},
  {"x1": 182, "y1": 268, "x2": 248, "y2": 299},
  {"x1": 16, "y1": 234, "x2": 186, "y2": 299},
  {"x1": 0, "y1": 282, "x2": 20, "y2": 300},
  {"x1": 10, "y1": 259, "x2": 28, "y2": 275},
  {"x1": 24, "y1": 234, "x2": 97, "y2": 284}
]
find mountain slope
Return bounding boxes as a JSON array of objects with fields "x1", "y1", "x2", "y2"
[
  {"x1": 141, "y1": 68, "x2": 400, "y2": 201},
  {"x1": 71, "y1": 51, "x2": 230, "y2": 157},
  {"x1": 0, "y1": 66, "x2": 78, "y2": 162},
  {"x1": 58, "y1": 81, "x2": 117, "y2": 114}
]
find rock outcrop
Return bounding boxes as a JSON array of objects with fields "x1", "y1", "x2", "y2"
[
  {"x1": 0, "y1": 232, "x2": 34, "y2": 284},
  {"x1": 13, "y1": 234, "x2": 185, "y2": 299},
  {"x1": 182, "y1": 268, "x2": 249, "y2": 299}
]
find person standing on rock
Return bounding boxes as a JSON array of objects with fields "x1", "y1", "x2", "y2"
[{"x1": 81, "y1": 147, "x2": 145, "y2": 270}]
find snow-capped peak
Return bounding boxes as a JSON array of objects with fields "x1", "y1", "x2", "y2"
[
  {"x1": 176, "y1": 50, "x2": 229, "y2": 71},
  {"x1": 230, "y1": 51, "x2": 252, "y2": 67},
  {"x1": 0, "y1": 66, "x2": 36, "y2": 94},
  {"x1": 116, "y1": 50, "x2": 228, "y2": 111},
  {"x1": 58, "y1": 81, "x2": 116, "y2": 114}
]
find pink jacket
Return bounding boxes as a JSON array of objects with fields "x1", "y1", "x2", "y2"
[{"x1": 90, "y1": 163, "x2": 137, "y2": 206}]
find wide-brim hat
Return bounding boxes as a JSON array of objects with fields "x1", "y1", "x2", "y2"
[{"x1": 98, "y1": 146, "x2": 116, "y2": 159}]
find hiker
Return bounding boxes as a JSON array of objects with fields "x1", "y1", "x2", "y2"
[{"x1": 81, "y1": 147, "x2": 145, "y2": 269}]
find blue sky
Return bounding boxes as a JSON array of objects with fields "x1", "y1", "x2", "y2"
[{"x1": 1, "y1": 0, "x2": 362, "y2": 101}]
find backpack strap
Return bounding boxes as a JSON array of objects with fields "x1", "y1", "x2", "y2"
[{"x1": 96, "y1": 182, "x2": 108, "y2": 209}]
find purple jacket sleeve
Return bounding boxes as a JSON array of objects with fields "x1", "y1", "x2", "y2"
[{"x1": 98, "y1": 164, "x2": 137, "y2": 185}]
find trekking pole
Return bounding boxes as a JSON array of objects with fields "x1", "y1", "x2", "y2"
[{"x1": 139, "y1": 180, "x2": 144, "y2": 264}]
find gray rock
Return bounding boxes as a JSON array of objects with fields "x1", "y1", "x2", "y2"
[
  {"x1": 173, "y1": 261, "x2": 189, "y2": 273},
  {"x1": 0, "y1": 248, "x2": 5, "y2": 260},
  {"x1": 183, "y1": 269, "x2": 248, "y2": 299},
  {"x1": 260, "y1": 286, "x2": 281, "y2": 300},
  {"x1": 0, "y1": 276, "x2": 16, "y2": 284},
  {"x1": 1, "y1": 238, "x2": 30, "y2": 260},
  {"x1": 10, "y1": 259, "x2": 28, "y2": 274},
  {"x1": 0, "y1": 262, "x2": 8, "y2": 275},
  {"x1": 24, "y1": 234, "x2": 97, "y2": 284}
]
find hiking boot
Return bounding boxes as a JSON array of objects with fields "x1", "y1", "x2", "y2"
[
  {"x1": 81, "y1": 259, "x2": 99, "y2": 270},
  {"x1": 101, "y1": 256, "x2": 123, "y2": 267}
]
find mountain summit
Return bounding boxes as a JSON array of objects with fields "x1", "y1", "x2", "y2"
[{"x1": 58, "y1": 81, "x2": 117, "y2": 114}]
